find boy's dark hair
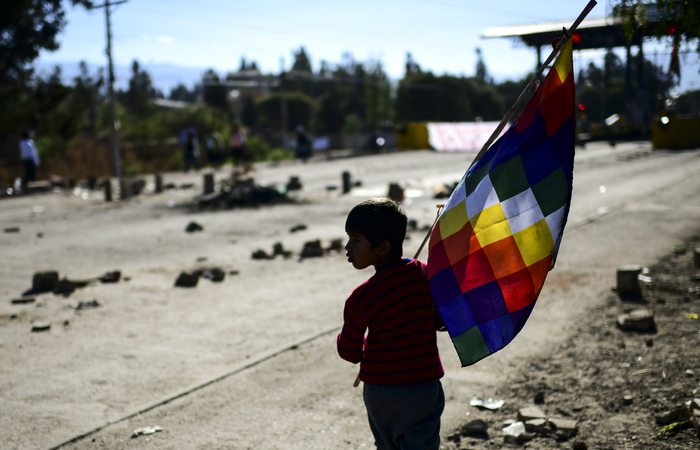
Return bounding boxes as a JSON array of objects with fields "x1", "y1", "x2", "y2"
[{"x1": 345, "y1": 198, "x2": 407, "y2": 259}]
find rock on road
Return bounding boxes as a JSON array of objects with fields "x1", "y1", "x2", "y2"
[{"x1": 1, "y1": 142, "x2": 699, "y2": 449}]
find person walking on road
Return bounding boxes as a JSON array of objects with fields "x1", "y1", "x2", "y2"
[
  {"x1": 184, "y1": 132, "x2": 200, "y2": 172},
  {"x1": 19, "y1": 130, "x2": 40, "y2": 186}
]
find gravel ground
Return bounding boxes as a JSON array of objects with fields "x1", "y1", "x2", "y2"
[{"x1": 443, "y1": 234, "x2": 700, "y2": 449}]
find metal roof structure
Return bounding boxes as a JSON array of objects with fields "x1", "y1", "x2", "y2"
[{"x1": 482, "y1": 7, "x2": 666, "y2": 51}]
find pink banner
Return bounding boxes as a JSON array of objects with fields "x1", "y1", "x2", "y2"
[{"x1": 427, "y1": 122, "x2": 502, "y2": 152}]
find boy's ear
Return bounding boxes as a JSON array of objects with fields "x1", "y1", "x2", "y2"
[{"x1": 379, "y1": 240, "x2": 391, "y2": 256}]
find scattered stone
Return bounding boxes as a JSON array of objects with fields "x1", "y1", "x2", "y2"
[
  {"x1": 185, "y1": 221, "x2": 204, "y2": 233},
  {"x1": 460, "y1": 419, "x2": 488, "y2": 435},
  {"x1": 387, "y1": 182, "x2": 404, "y2": 202},
  {"x1": 525, "y1": 418, "x2": 548, "y2": 433},
  {"x1": 76, "y1": 300, "x2": 100, "y2": 310},
  {"x1": 502, "y1": 422, "x2": 531, "y2": 443},
  {"x1": 99, "y1": 271, "x2": 121, "y2": 283},
  {"x1": 693, "y1": 409, "x2": 700, "y2": 440},
  {"x1": 690, "y1": 398, "x2": 700, "y2": 413},
  {"x1": 54, "y1": 278, "x2": 77, "y2": 295},
  {"x1": 286, "y1": 176, "x2": 302, "y2": 191},
  {"x1": 517, "y1": 406, "x2": 546, "y2": 422},
  {"x1": 694, "y1": 247, "x2": 700, "y2": 269},
  {"x1": 655, "y1": 406, "x2": 691, "y2": 425},
  {"x1": 470, "y1": 396, "x2": 504, "y2": 410},
  {"x1": 180, "y1": 183, "x2": 194, "y2": 189},
  {"x1": 327, "y1": 239, "x2": 343, "y2": 253},
  {"x1": 203, "y1": 173, "x2": 215, "y2": 195},
  {"x1": 31, "y1": 323, "x2": 51, "y2": 332},
  {"x1": 326, "y1": 184, "x2": 338, "y2": 191},
  {"x1": 616, "y1": 308, "x2": 655, "y2": 332},
  {"x1": 33, "y1": 271, "x2": 59, "y2": 292},
  {"x1": 687, "y1": 369, "x2": 696, "y2": 377},
  {"x1": 272, "y1": 242, "x2": 293, "y2": 259},
  {"x1": 196, "y1": 257, "x2": 208, "y2": 262},
  {"x1": 229, "y1": 270, "x2": 240, "y2": 275},
  {"x1": 11, "y1": 297, "x2": 35, "y2": 304},
  {"x1": 672, "y1": 245, "x2": 687, "y2": 255},
  {"x1": 36, "y1": 232, "x2": 43, "y2": 238},
  {"x1": 300, "y1": 240, "x2": 324, "y2": 258},
  {"x1": 289, "y1": 224, "x2": 307, "y2": 233},
  {"x1": 534, "y1": 391, "x2": 546, "y2": 404},
  {"x1": 645, "y1": 337, "x2": 654, "y2": 347},
  {"x1": 4, "y1": 227, "x2": 19, "y2": 233},
  {"x1": 342, "y1": 171, "x2": 353, "y2": 194},
  {"x1": 407, "y1": 219, "x2": 418, "y2": 231},
  {"x1": 199, "y1": 268, "x2": 225, "y2": 282},
  {"x1": 25, "y1": 180, "x2": 53, "y2": 193},
  {"x1": 622, "y1": 395, "x2": 634, "y2": 405},
  {"x1": 616, "y1": 265, "x2": 642, "y2": 296},
  {"x1": 252, "y1": 249, "x2": 273, "y2": 260},
  {"x1": 174, "y1": 272, "x2": 199, "y2": 288},
  {"x1": 63, "y1": 320, "x2": 69, "y2": 326},
  {"x1": 572, "y1": 440, "x2": 588, "y2": 450},
  {"x1": 548, "y1": 417, "x2": 578, "y2": 438},
  {"x1": 131, "y1": 426, "x2": 162, "y2": 438}
]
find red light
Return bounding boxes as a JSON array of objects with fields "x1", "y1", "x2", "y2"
[
  {"x1": 578, "y1": 103, "x2": 586, "y2": 111},
  {"x1": 668, "y1": 25, "x2": 679, "y2": 34},
  {"x1": 572, "y1": 32, "x2": 582, "y2": 44}
]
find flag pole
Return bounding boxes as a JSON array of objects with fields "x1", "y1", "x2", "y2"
[{"x1": 467, "y1": 0, "x2": 597, "y2": 172}]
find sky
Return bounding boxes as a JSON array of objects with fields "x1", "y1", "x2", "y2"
[{"x1": 37, "y1": 0, "x2": 700, "y2": 95}]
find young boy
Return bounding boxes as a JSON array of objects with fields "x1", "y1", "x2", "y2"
[{"x1": 338, "y1": 198, "x2": 444, "y2": 450}]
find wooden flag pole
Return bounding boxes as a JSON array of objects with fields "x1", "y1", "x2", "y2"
[{"x1": 467, "y1": 0, "x2": 597, "y2": 172}]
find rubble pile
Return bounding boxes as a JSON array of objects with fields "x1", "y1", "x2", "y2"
[
  {"x1": 251, "y1": 239, "x2": 344, "y2": 261},
  {"x1": 197, "y1": 176, "x2": 294, "y2": 209}
]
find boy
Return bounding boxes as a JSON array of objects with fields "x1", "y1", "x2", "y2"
[{"x1": 337, "y1": 198, "x2": 444, "y2": 450}]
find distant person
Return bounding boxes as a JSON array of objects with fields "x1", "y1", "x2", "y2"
[
  {"x1": 184, "y1": 132, "x2": 200, "y2": 172},
  {"x1": 19, "y1": 130, "x2": 40, "y2": 186},
  {"x1": 295, "y1": 125, "x2": 312, "y2": 163},
  {"x1": 228, "y1": 124, "x2": 247, "y2": 166},
  {"x1": 337, "y1": 198, "x2": 445, "y2": 450},
  {"x1": 206, "y1": 131, "x2": 224, "y2": 169}
]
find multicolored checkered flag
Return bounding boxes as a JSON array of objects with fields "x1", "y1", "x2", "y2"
[{"x1": 427, "y1": 39, "x2": 575, "y2": 367}]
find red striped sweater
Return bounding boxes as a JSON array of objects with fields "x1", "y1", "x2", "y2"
[{"x1": 337, "y1": 258, "x2": 444, "y2": 385}]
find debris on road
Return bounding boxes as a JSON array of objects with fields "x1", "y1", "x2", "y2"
[
  {"x1": 469, "y1": 396, "x2": 504, "y2": 410},
  {"x1": 11, "y1": 297, "x2": 35, "y2": 305},
  {"x1": 616, "y1": 308, "x2": 656, "y2": 332},
  {"x1": 286, "y1": 176, "x2": 302, "y2": 191},
  {"x1": 289, "y1": 224, "x2": 307, "y2": 233},
  {"x1": 32, "y1": 271, "x2": 59, "y2": 292},
  {"x1": 131, "y1": 426, "x2": 163, "y2": 438},
  {"x1": 196, "y1": 175, "x2": 293, "y2": 209},
  {"x1": 174, "y1": 272, "x2": 199, "y2": 288},
  {"x1": 31, "y1": 323, "x2": 51, "y2": 332},
  {"x1": 4, "y1": 227, "x2": 20, "y2": 233},
  {"x1": 185, "y1": 221, "x2": 204, "y2": 233},
  {"x1": 460, "y1": 419, "x2": 488, "y2": 435},
  {"x1": 197, "y1": 268, "x2": 225, "y2": 282},
  {"x1": 98, "y1": 271, "x2": 121, "y2": 283},
  {"x1": 300, "y1": 240, "x2": 324, "y2": 259},
  {"x1": 54, "y1": 278, "x2": 77, "y2": 296},
  {"x1": 76, "y1": 300, "x2": 101, "y2": 310}
]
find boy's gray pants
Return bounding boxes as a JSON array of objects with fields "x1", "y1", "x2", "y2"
[{"x1": 363, "y1": 380, "x2": 444, "y2": 450}]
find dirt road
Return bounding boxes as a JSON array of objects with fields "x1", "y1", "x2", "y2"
[{"x1": 1, "y1": 143, "x2": 699, "y2": 449}]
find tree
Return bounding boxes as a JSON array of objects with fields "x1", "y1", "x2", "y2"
[
  {"x1": 291, "y1": 46, "x2": 312, "y2": 73},
  {"x1": 201, "y1": 69, "x2": 228, "y2": 112},
  {"x1": 474, "y1": 48, "x2": 488, "y2": 83},
  {"x1": 69, "y1": 61, "x2": 105, "y2": 132},
  {"x1": 0, "y1": 0, "x2": 93, "y2": 85},
  {"x1": 169, "y1": 83, "x2": 200, "y2": 103},
  {"x1": 119, "y1": 60, "x2": 157, "y2": 118},
  {"x1": 614, "y1": 0, "x2": 700, "y2": 56}
]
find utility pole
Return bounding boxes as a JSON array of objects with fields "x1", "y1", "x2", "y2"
[
  {"x1": 93, "y1": 0, "x2": 127, "y2": 179},
  {"x1": 280, "y1": 57, "x2": 288, "y2": 150}
]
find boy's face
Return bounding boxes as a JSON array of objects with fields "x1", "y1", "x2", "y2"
[{"x1": 345, "y1": 231, "x2": 385, "y2": 270}]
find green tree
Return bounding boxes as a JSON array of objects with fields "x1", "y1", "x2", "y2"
[
  {"x1": 119, "y1": 60, "x2": 157, "y2": 118},
  {"x1": 614, "y1": 1, "x2": 700, "y2": 56}
]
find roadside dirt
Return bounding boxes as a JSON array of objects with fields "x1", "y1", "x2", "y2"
[{"x1": 443, "y1": 235, "x2": 700, "y2": 449}]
